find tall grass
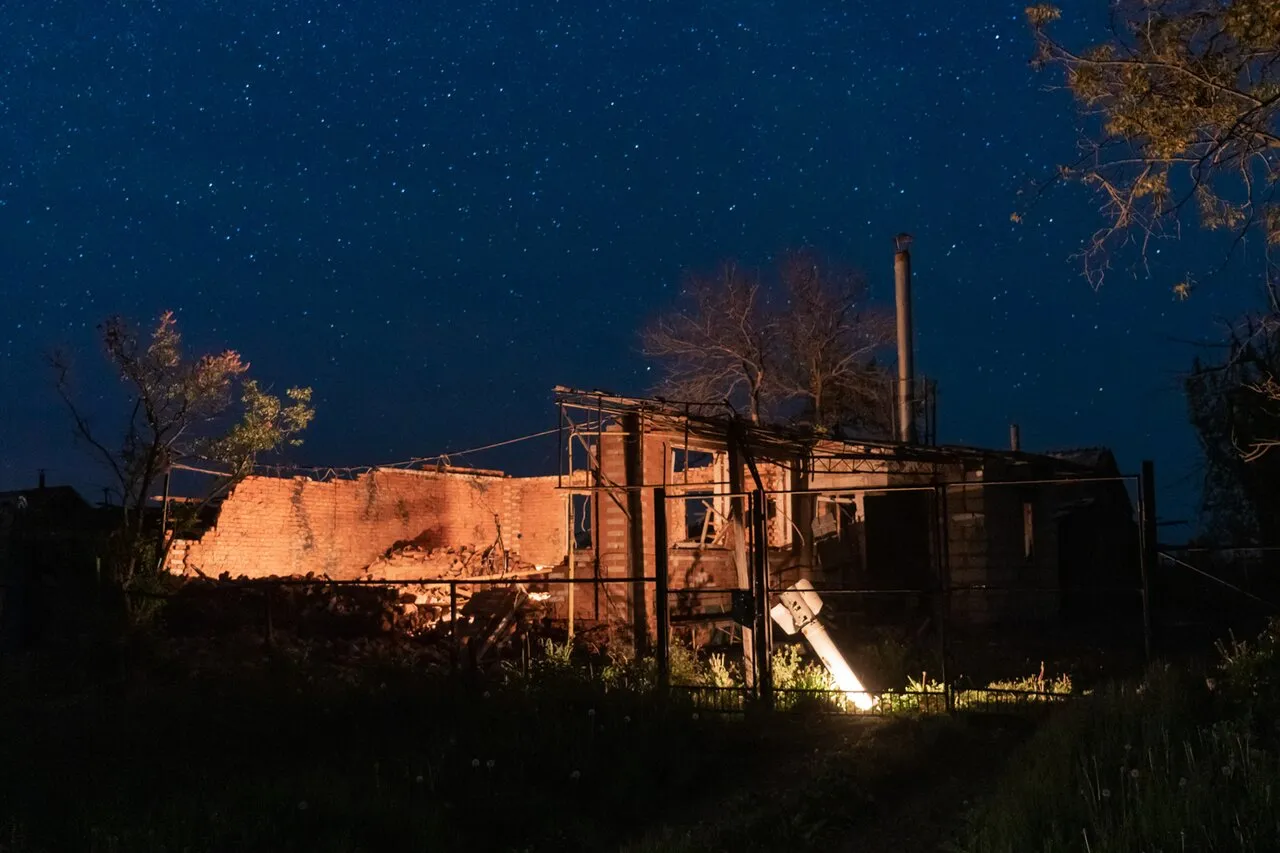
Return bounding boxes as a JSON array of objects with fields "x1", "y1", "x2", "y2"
[
  {"x1": 961, "y1": 620, "x2": 1280, "y2": 853},
  {"x1": 0, "y1": 644, "x2": 730, "y2": 853}
]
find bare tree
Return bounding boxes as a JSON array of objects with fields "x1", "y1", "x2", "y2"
[
  {"x1": 1024, "y1": 2, "x2": 1280, "y2": 294},
  {"x1": 642, "y1": 262, "x2": 776, "y2": 424},
  {"x1": 643, "y1": 251, "x2": 894, "y2": 432},
  {"x1": 774, "y1": 250, "x2": 896, "y2": 434},
  {"x1": 53, "y1": 311, "x2": 315, "y2": 602}
]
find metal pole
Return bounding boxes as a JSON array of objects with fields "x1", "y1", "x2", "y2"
[
  {"x1": 264, "y1": 588, "x2": 274, "y2": 647},
  {"x1": 752, "y1": 489, "x2": 773, "y2": 711},
  {"x1": 150, "y1": 467, "x2": 175, "y2": 573},
  {"x1": 593, "y1": 478, "x2": 601, "y2": 621},
  {"x1": 728, "y1": 434, "x2": 755, "y2": 688},
  {"x1": 1139, "y1": 460, "x2": 1157, "y2": 662},
  {"x1": 161, "y1": 467, "x2": 172, "y2": 528},
  {"x1": 936, "y1": 485, "x2": 952, "y2": 713},
  {"x1": 893, "y1": 233, "x2": 917, "y2": 444},
  {"x1": 654, "y1": 487, "x2": 671, "y2": 699},
  {"x1": 622, "y1": 411, "x2": 649, "y2": 657},
  {"x1": 567, "y1": 496, "x2": 576, "y2": 640},
  {"x1": 930, "y1": 381, "x2": 938, "y2": 445}
]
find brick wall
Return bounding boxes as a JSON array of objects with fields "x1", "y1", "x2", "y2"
[
  {"x1": 508, "y1": 476, "x2": 567, "y2": 568},
  {"x1": 595, "y1": 426, "x2": 633, "y2": 623},
  {"x1": 166, "y1": 468, "x2": 569, "y2": 580},
  {"x1": 946, "y1": 460, "x2": 1063, "y2": 626}
]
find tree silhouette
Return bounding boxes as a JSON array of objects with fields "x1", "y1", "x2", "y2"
[
  {"x1": 1025, "y1": 2, "x2": 1280, "y2": 295},
  {"x1": 643, "y1": 250, "x2": 894, "y2": 434}
]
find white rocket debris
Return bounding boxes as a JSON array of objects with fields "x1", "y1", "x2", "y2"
[{"x1": 770, "y1": 579, "x2": 876, "y2": 711}]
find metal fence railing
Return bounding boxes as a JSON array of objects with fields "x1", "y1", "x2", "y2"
[
  {"x1": 648, "y1": 470, "x2": 1149, "y2": 716},
  {"x1": 3, "y1": 463, "x2": 1168, "y2": 719}
]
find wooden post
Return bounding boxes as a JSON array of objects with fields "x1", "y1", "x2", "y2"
[
  {"x1": 654, "y1": 487, "x2": 671, "y2": 698},
  {"x1": 1139, "y1": 460, "x2": 1157, "y2": 662}
]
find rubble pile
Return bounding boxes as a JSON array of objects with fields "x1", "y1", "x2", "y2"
[
  {"x1": 160, "y1": 575, "x2": 434, "y2": 639},
  {"x1": 159, "y1": 562, "x2": 554, "y2": 664},
  {"x1": 364, "y1": 541, "x2": 537, "y2": 580},
  {"x1": 360, "y1": 541, "x2": 556, "y2": 629},
  {"x1": 152, "y1": 540, "x2": 561, "y2": 673}
]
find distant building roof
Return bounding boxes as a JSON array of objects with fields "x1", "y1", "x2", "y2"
[
  {"x1": 0, "y1": 485, "x2": 91, "y2": 516},
  {"x1": 1043, "y1": 448, "x2": 1121, "y2": 475}
]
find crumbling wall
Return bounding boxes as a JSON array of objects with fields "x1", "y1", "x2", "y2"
[{"x1": 166, "y1": 468, "x2": 568, "y2": 580}]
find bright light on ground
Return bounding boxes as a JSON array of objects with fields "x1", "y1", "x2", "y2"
[{"x1": 770, "y1": 579, "x2": 877, "y2": 711}]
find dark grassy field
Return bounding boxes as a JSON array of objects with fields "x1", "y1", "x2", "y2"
[
  {"x1": 957, "y1": 620, "x2": 1280, "y2": 853},
  {"x1": 0, "y1": 634, "x2": 1044, "y2": 853}
]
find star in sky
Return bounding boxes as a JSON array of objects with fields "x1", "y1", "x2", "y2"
[{"x1": 1, "y1": 1, "x2": 1256, "y2": 529}]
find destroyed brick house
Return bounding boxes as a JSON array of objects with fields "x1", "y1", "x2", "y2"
[
  {"x1": 160, "y1": 387, "x2": 1141, "y2": 641},
  {"x1": 162, "y1": 240, "x2": 1140, "y2": 643}
]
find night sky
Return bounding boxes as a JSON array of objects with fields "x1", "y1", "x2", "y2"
[{"x1": 1, "y1": 1, "x2": 1267, "y2": 533}]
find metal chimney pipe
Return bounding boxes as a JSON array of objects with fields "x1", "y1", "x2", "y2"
[
  {"x1": 38, "y1": 469, "x2": 46, "y2": 489},
  {"x1": 893, "y1": 234, "x2": 917, "y2": 444},
  {"x1": 1010, "y1": 423, "x2": 1021, "y2": 452}
]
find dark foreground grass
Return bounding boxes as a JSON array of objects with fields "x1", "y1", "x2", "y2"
[
  {"x1": 0, "y1": 651, "x2": 741, "y2": 852},
  {"x1": 0, "y1": 634, "x2": 1020, "y2": 853},
  {"x1": 0, "y1": 628, "x2": 1070, "y2": 853},
  {"x1": 625, "y1": 714, "x2": 1036, "y2": 853},
  {"x1": 959, "y1": 620, "x2": 1280, "y2": 853}
]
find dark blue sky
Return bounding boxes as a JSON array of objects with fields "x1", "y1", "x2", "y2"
[{"x1": 1, "y1": 1, "x2": 1266, "y2": 530}]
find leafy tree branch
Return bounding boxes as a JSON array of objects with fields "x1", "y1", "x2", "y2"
[{"x1": 53, "y1": 311, "x2": 315, "y2": 602}]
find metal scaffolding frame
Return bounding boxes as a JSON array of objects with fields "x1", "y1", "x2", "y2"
[{"x1": 550, "y1": 385, "x2": 1154, "y2": 712}]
